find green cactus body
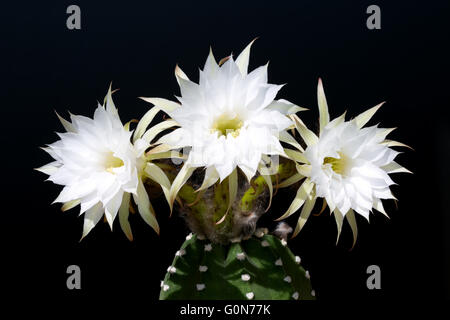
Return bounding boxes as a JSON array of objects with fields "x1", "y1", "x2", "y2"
[{"x1": 160, "y1": 234, "x2": 315, "y2": 300}]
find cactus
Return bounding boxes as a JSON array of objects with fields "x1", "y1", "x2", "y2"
[
  {"x1": 158, "y1": 159, "x2": 314, "y2": 300},
  {"x1": 160, "y1": 234, "x2": 315, "y2": 300}
]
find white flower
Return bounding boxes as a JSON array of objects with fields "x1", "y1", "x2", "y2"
[
  {"x1": 141, "y1": 41, "x2": 305, "y2": 216},
  {"x1": 304, "y1": 121, "x2": 397, "y2": 219},
  {"x1": 280, "y1": 79, "x2": 411, "y2": 245},
  {"x1": 37, "y1": 87, "x2": 165, "y2": 240}
]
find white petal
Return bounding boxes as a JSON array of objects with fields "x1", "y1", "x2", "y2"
[
  {"x1": 266, "y1": 99, "x2": 307, "y2": 115},
  {"x1": 104, "y1": 190, "x2": 124, "y2": 229},
  {"x1": 235, "y1": 39, "x2": 256, "y2": 75},
  {"x1": 157, "y1": 128, "x2": 191, "y2": 149},
  {"x1": 81, "y1": 202, "x2": 103, "y2": 240}
]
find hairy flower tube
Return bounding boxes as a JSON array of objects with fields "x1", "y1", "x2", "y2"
[{"x1": 279, "y1": 79, "x2": 411, "y2": 245}]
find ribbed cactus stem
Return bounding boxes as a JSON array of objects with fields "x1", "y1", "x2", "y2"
[{"x1": 160, "y1": 234, "x2": 315, "y2": 300}]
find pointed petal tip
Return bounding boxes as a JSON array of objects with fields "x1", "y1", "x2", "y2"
[
  {"x1": 138, "y1": 96, "x2": 160, "y2": 103},
  {"x1": 207, "y1": 46, "x2": 217, "y2": 61},
  {"x1": 215, "y1": 213, "x2": 227, "y2": 225},
  {"x1": 109, "y1": 87, "x2": 119, "y2": 96},
  {"x1": 218, "y1": 55, "x2": 231, "y2": 66},
  {"x1": 79, "y1": 232, "x2": 89, "y2": 243},
  {"x1": 273, "y1": 216, "x2": 283, "y2": 222},
  {"x1": 168, "y1": 202, "x2": 174, "y2": 217},
  {"x1": 124, "y1": 232, "x2": 134, "y2": 241}
]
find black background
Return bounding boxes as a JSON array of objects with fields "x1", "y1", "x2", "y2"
[{"x1": 2, "y1": 0, "x2": 449, "y2": 311}]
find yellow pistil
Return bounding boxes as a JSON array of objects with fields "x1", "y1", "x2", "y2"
[
  {"x1": 211, "y1": 114, "x2": 243, "y2": 138},
  {"x1": 323, "y1": 152, "x2": 349, "y2": 176},
  {"x1": 105, "y1": 153, "x2": 124, "y2": 174}
]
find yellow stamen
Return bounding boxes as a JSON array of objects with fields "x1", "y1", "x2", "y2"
[
  {"x1": 323, "y1": 152, "x2": 349, "y2": 175},
  {"x1": 211, "y1": 114, "x2": 243, "y2": 138},
  {"x1": 105, "y1": 153, "x2": 124, "y2": 173}
]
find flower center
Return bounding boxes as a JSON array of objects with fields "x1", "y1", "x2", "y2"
[
  {"x1": 105, "y1": 152, "x2": 124, "y2": 174},
  {"x1": 323, "y1": 152, "x2": 349, "y2": 176},
  {"x1": 211, "y1": 114, "x2": 243, "y2": 138}
]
